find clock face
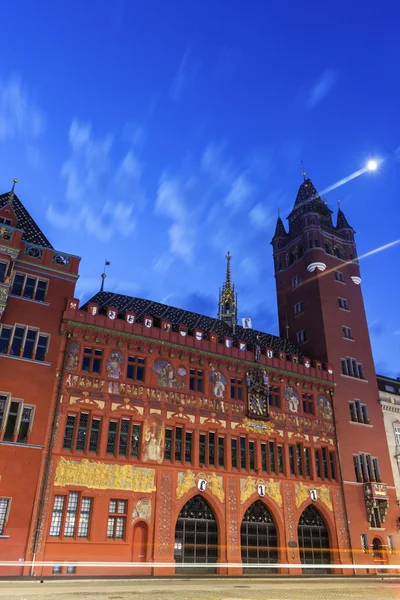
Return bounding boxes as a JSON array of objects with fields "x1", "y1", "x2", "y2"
[{"x1": 248, "y1": 391, "x2": 268, "y2": 419}]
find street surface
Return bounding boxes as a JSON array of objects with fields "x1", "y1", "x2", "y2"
[{"x1": 0, "y1": 578, "x2": 400, "y2": 600}]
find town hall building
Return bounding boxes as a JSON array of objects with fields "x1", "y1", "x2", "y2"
[{"x1": 0, "y1": 175, "x2": 397, "y2": 576}]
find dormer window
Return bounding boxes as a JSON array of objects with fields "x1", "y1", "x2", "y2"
[{"x1": 0, "y1": 217, "x2": 12, "y2": 226}]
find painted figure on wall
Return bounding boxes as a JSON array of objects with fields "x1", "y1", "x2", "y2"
[
  {"x1": 142, "y1": 414, "x2": 164, "y2": 463},
  {"x1": 317, "y1": 395, "x2": 333, "y2": 420},
  {"x1": 66, "y1": 341, "x2": 80, "y2": 371},
  {"x1": 107, "y1": 350, "x2": 124, "y2": 379},
  {"x1": 132, "y1": 498, "x2": 152, "y2": 523},
  {"x1": 152, "y1": 359, "x2": 185, "y2": 390},
  {"x1": 284, "y1": 387, "x2": 299, "y2": 413},
  {"x1": 209, "y1": 367, "x2": 226, "y2": 398}
]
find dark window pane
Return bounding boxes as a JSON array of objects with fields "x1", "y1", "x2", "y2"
[
  {"x1": 261, "y1": 443, "x2": 267, "y2": 472},
  {"x1": 278, "y1": 445, "x2": 284, "y2": 474},
  {"x1": 131, "y1": 424, "x2": 141, "y2": 458},
  {"x1": 89, "y1": 418, "x2": 101, "y2": 453},
  {"x1": 231, "y1": 438, "x2": 237, "y2": 469},
  {"x1": 11, "y1": 274, "x2": 24, "y2": 296},
  {"x1": 0, "y1": 327, "x2": 11, "y2": 353},
  {"x1": 185, "y1": 431, "x2": 192, "y2": 463},
  {"x1": 240, "y1": 436, "x2": 246, "y2": 469},
  {"x1": 92, "y1": 357, "x2": 101, "y2": 373},
  {"x1": 269, "y1": 441, "x2": 276, "y2": 473},
  {"x1": 35, "y1": 335, "x2": 48, "y2": 361},
  {"x1": 119, "y1": 419, "x2": 129, "y2": 456},
  {"x1": 106, "y1": 421, "x2": 118, "y2": 454},
  {"x1": 218, "y1": 437, "x2": 225, "y2": 467},
  {"x1": 4, "y1": 401, "x2": 19, "y2": 441},
  {"x1": 175, "y1": 426, "x2": 183, "y2": 462},
  {"x1": 23, "y1": 329, "x2": 37, "y2": 359},
  {"x1": 249, "y1": 441, "x2": 255, "y2": 471},
  {"x1": 209, "y1": 432, "x2": 215, "y2": 466},
  {"x1": 199, "y1": 433, "x2": 206, "y2": 465},
  {"x1": 164, "y1": 428, "x2": 172, "y2": 461},
  {"x1": 17, "y1": 407, "x2": 32, "y2": 443},
  {"x1": 0, "y1": 262, "x2": 6, "y2": 283},
  {"x1": 35, "y1": 280, "x2": 47, "y2": 302},
  {"x1": 289, "y1": 445, "x2": 295, "y2": 475},
  {"x1": 23, "y1": 277, "x2": 36, "y2": 298},
  {"x1": 63, "y1": 415, "x2": 76, "y2": 450},
  {"x1": 11, "y1": 326, "x2": 25, "y2": 356},
  {"x1": 75, "y1": 413, "x2": 89, "y2": 451}
]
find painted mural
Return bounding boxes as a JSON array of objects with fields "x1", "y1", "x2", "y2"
[
  {"x1": 209, "y1": 367, "x2": 226, "y2": 398},
  {"x1": 66, "y1": 341, "x2": 80, "y2": 371},
  {"x1": 152, "y1": 359, "x2": 186, "y2": 390},
  {"x1": 284, "y1": 386, "x2": 299, "y2": 413},
  {"x1": 142, "y1": 414, "x2": 164, "y2": 463},
  {"x1": 317, "y1": 395, "x2": 333, "y2": 420},
  {"x1": 106, "y1": 350, "x2": 124, "y2": 379},
  {"x1": 132, "y1": 498, "x2": 152, "y2": 523}
]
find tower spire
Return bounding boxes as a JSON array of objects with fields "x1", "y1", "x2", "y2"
[
  {"x1": 9, "y1": 179, "x2": 18, "y2": 205},
  {"x1": 301, "y1": 160, "x2": 306, "y2": 182},
  {"x1": 218, "y1": 251, "x2": 238, "y2": 329}
]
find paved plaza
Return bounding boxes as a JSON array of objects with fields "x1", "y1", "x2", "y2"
[{"x1": 1, "y1": 578, "x2": 400, "y2": 600}]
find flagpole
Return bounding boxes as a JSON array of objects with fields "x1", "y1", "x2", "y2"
[{"x1": 100, "y1": 260, "x2": 110, "y2": 292}]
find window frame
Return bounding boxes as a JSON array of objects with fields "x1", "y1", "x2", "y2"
[
  {"x1": 296, "y1": 329, "x2": 308, "y2": 345},
  {"x1": 294, "y1": 301, "x2": 305, "y2": 316},
  {"x1": 126, "y1": 355, "x2": 145, "y2": 382},
  {"x1": 0, "y1": 497, "x2": 11, "y2": 534},
  {"x1": 49, "y1": 492, "x2": 93, "y2": 540},
  {"x1": 189, "y1": 368, "x2": 204, "y2": 393},
  {"x1": 342, "y1": 325, "x2": 353, "y2": 340},
  {"x1": 105, "y1": 417, "x2": 142, "y2": 459},
  {"x1": 292, "y1": 274, "x2": 302, "y2": 289},
  {"x1": 0, "y1": 323, "x2": 49, "y2": 361},
  {"x1": 10, "y1": 271, "x2": 49, "y2": 302},
  {"x1": 82, "y1": 347, "x2": 103, "y2": 374},
  {"x1": 107, "y1": 499, "x2": 127, "y2": 540},
  {"x1": 0, "y1": 393, "x2": 35, "y2": 444},
  {"x1": 230, "y1": 377, "x2": 244, "y2": 401},
  {"x1": 338, "y1": 296, "x2": 349, "y2": 311},
  {"x1": 334, "y1": 270, "x2": 345, "y2": 283}
]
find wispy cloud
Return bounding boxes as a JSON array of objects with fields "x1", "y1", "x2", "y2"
[
  {"x1": 47, "y1": 119, "x2": 145, "y2": 241},
  {"x1": 170, "y1": 49, "x2": 200, "y2": 102},
  {"x1": 224, "y1": 174, "x2": 255, "y2": 212},
  {"x1": 307, "y1": 69, "x2": 336, "y2": 108},
  {"x1": 0, "y1": 75, "x2": 45, "y2": 141}
]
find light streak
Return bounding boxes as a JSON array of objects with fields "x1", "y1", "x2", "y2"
[{"x1": 0, "y1": 560, "x2": 399, "y2": 569}]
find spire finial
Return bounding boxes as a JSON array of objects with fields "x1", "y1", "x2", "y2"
[
  {"x1": 100, "y1": 260, "x2": 110, "y2": 292},
  {"x1": 9, "y1": 178, "x2": 18, "y2": 205},
  {"x1": 225, "y1": 251, "x2": 232, "y2": 288},
  {"x1": 277, "y1": 207, "x2": 280, "y2": 216},
  {"x1": 301, "y1": 160, "x2": 306, "y2": 182}
]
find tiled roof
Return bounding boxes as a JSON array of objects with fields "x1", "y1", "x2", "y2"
[
  {"x1": 272, "y1": 215, "x2": 287, "y2": 239},
  {"x1": 336, "y1": 207, "x2": 353, "y2": 230},
  {"x1": 82, "y1": 290, "x2": 302, "y2": 356},
  {"x1": 0, "y1": 191, "x2": 53, "y2": 248}
]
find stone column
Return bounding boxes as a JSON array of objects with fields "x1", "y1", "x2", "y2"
[
  {"x1": 225, "y1": 476, "x2": 242, "y2": 575},
  {"x1": 153, "y1": 469, "x2": 175, "y2": 575}
]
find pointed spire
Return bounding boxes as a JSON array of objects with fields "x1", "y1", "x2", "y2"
[
  {"x1": 336, "y1": 201, "x2": 353, "y2": 230},
  {"x1": 293, "y1": 177, "x2": 321, "y2": 208},
  {"x1": 218, "y1": 251, "x2": 237, "y2": 328},
  {"x1": 225, "y1": 251, "x2": 232, "y2": 289},
  {"x1": 301, "y1": 160, "x2": 306, "y2": 182},
  {"x1": 272, "y1": 210, "x2": 287, "y2": 239},
  {"x1": 8, "y1": 179, "x2": 18, "y2": 205}
]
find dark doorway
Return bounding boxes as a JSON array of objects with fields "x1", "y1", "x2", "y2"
[
  {"x1": 241, "y1": 500, "x2": 278, "y2": 573},
  {"x1": 174, "y1": 495, "x2": 218, "y2": 574},
  {"x1": 298, "y1": 505, "x2": 331, "y2": 574}
]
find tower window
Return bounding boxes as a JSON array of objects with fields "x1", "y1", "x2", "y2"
[
  {"x1": 294, "y1": 301, "x2": 304, "y2": 316},
  {"x1": 292, "y1": 275, "x2": 301, "y2": 289},
  {"x1": 342, "y1": 326, "x2": 353, "y2": 340},
  {"x1": 296, "y1": 330, "x2": 308, "y2": 345},
  {"x1": 334, "y1": 271, "x2": 345, "y2": 283},
  {"x1": 341, "y1": 356, "x2": 365, "y2": 379},
  {"x1": 338, "y1": 297, "x2": 349, "y2": 310},
  {"x1": 349, "y1": 400, "x2": 370, "y2": 424}
]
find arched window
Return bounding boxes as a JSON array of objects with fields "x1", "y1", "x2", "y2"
[
  {"x1": 174, "y1": 495, "x2": 218, "y2": 574},
  {"x1": 298, "y1": 505, "x2": 331, "y2": 574},
  {"x1": 241, "y1": 500, "x2": 278, "y2": 573}
]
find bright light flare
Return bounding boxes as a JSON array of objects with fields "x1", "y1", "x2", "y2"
[{"x1": 367, "y1": 159, "x2": 378, "y2": 171}]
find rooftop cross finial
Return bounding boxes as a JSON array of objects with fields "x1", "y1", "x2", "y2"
[
  {"x1": 100, "y1": 260, "x2": 111, "y2": 292},
  {"x1": 301, "y1": 160, "x2": 306, "y2": 182},
  {"x1": 277, "y1": 207, "x2": 280, "y2": 216}
]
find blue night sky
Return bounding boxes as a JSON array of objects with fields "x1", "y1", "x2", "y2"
[{"x1": 1, "y1": 1, "x2": 399, "y2": 376}]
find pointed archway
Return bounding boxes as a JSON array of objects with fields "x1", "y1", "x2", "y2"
[
  {"x1": 174, "y1": 495, "x2": 218, "y2": 574},
  {"x1": 241, "y1": 500, "x2": 278, "y2": 573},
  {"x1": 298, "y1": 505, "x2": 331, "y2": 574}
]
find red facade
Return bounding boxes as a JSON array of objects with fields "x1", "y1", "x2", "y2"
[{"x1": 0, "y1": 180, "x2": 398, "y2": 577}]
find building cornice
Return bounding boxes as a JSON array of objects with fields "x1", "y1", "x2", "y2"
[{"x1": 64, "y1": 319, "x2": 335, "y2": 386}]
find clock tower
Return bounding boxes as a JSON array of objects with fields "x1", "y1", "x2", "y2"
[{"x1": 271, "y1": 174, "x2": 398, "y2": 566}]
